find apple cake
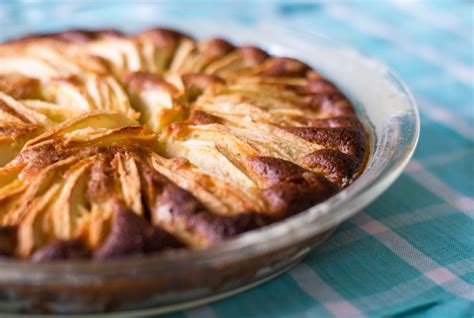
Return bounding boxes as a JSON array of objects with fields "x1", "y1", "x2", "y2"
[{"x1": 0, "y1": 28, "x2": 366, "y2": 261}]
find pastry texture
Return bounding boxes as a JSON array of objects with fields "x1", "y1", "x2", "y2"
[{"x1": 0, "y1": 28, "x2": 366, "y2": 261}]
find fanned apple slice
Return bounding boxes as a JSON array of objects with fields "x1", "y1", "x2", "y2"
[
  {"x1": 62, "y1": 126, "x2": 158, "y2": 151},
  {"x1": 42, "y1": 77, "x2": 93, "y2": 112},
  {"x1": 168, "y1": 38, "x2": 196, "y2": 74},
  {"x1": 75, "y1": 202, "x2": 115, "y2": 250},
  {"x1": 151, "y1": 154, "x2": 266, "y2": 215},
  {"x1": 45, "y1": 158, "x2": 94, "y2": 240},
  {"x1": 83, "y1": 75, "x2": 138, "y2": 119},
  {"x1": 28, "y1": 46, "x2": 89, "y2": 76},
  {"x1": 0, "y1": 74, "x2": 41, "y2": 100},
  {"x1": 123, "y1": 71, "x2": 186, "y2": 132},
  {"x1": 161, "y1": 123, "x2": 259, "y2": 190},
  {"x1": 86, "y1": 37, "x2": 144, "y2": 76},
  {"x1": 204, "y1": 46, "x2": 269, "y2": 77},
  {"x1": 196, "y1": 84, "x2": 322, "y2": 122},
  {"x1": 116, "y1": 153, "x2": 143, "y2": 215},
  {"x1": 1, "y1": 157, "x2": 78, "y2": 225},
  {"x1": 0, "y1": 92, "x2": 52, "y2": 126},
  {"x1": 42, "y1": 75, "x2": 139, "y2": 119},
  {"x1": 16, "y1": 183, "x2": 62, "y2": 258},
  {"x1": 225, "y1": 123, "x2": 322, "y2": 162},
  {"x1": 194, "y1": 96, "x2": 302, "y2": 127},
  {"x1": 25, "y1": 111, "x2": 138, "y2": 147},
  {"x1": 1, "y1": 38, "x2": 108, "y2": 77},
  {"x1": 0, "y1": 137, "x2": 29, "y2": 167},
  {"x1": 21, "y1": 100, "x2": 82, "y2": 122},
  {"x1": 0, "y1": 165, "x2": 27, "y2": 208},
  {"x1": 134, "y1": 28, "x2": 193, "y2": 73},
  {"x1": 176, "y1": 39, "x2": 235, "y2": 73},
  {"x1": 0, "y1": 94, "x2": 47, "y2": 166},
  {"x1": 0, "y1": 56, "x2": 63, "y2": 80}
]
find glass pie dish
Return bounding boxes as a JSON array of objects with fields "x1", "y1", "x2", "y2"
[{"x1": 0, "y1": 2, "x2": 419, "y2": 316}]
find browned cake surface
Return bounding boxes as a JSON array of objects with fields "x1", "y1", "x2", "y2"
[{"x1": 0, "y1": 28, "x2": 366, "y2": 261}]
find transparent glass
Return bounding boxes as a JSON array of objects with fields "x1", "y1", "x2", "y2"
[{"x1": 0, "y1": 2, "x2": 419, "y2": 316}]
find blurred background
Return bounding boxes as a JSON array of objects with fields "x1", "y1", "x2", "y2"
[{"x1": 0, "y1": 1, "x2": 472, "y2": 317}]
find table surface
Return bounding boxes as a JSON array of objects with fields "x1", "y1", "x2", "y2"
[{"x1": 1, "y1": 1, "x2": 473, "y2": 317}]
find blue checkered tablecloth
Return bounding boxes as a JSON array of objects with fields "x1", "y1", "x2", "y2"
[{"x1": 1, "y1": 1, "x2": 473, "y2": 317}]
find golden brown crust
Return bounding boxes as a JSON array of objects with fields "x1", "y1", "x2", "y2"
[
  {"x1": 262, "y1": 182, "x2": 336, "y2": 217},
  {"x1": 0, "y1": 28, "x2": 367, "y2": 260},
  {"x1": 305, "y1": 116, "x2": 362, "y2": 128},
  {"x1": 124, "y1": 71, "x2": 178, "y2": 93},
  {"x1": 200, "y1": 38, "x2": 235, "y2": 59},
  {"x1": 135, "y1": 27, "x2": 192, "y2": 48},
  {"x1": 246, "y1": 157, "x2": 338, "y2": 216},
  {"x1": 95, "y1": 202, "x2": 183, "y2": 259},
  {"x1": 285, "y1": 127, "x2": 366, "y2": 160},
  {"x1": 152, "y1": 183, "x2": 269, "y2": 246},
  {"x1": 261, "y1": 57, "x2": 310, "y2": 77},
  {"x1": 299, "y1": 93, "x2": 355, "y2": 116},
  {"x1": 0, "y1": 226, "x2": 17, "y2": 256},
  {"x1": 300, "y1": 149, "x2": 359, "y2": 187},
  {"x1": 182, "y1": 73, "x2": 224, "y2": 90},
  {"x1": 0, "y1": 75, "x2": 41, "y2": 99},
  {"x1": 245, "y1": 156, "x2": 325, "y2": 187},
  {"x1": 31, "y1": 239, "x2": 90, "y2": 262},
  {"x1": 187, "y1": 110, "x2": 222, "y2": 125},
  {"x1": 237, "y1": 46, "x2": 269, "y2": 66}
]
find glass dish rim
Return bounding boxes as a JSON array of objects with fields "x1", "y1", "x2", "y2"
[{"x1": 0, "y1": 20, "x2": 420, "y2": 282}]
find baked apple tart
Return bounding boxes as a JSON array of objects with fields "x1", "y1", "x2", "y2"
[{"x1": 0, "y1": 28, "x2": 366, "y2": 261}]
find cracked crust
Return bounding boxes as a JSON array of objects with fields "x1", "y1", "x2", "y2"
[{"x1": 0, "y1": 28, "x2": 367, "y2": 261}]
